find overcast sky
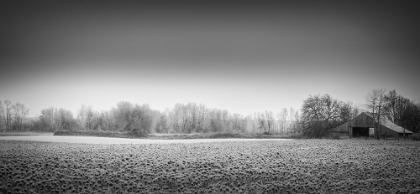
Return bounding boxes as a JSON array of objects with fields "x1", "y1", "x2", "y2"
[{"x1": 1, "y1": 0, "x2": 419, "y2": 117}]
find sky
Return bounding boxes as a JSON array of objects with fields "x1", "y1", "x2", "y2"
[{"x1": 1, "y1": 0, "x2": 419, "y2": 117}]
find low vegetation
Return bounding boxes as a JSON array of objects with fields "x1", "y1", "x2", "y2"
[
  {"x1": 1, "y1": 139, "x2": 420, "y2": 193},
  {"x1": 53, "y1": 131, "x2": 293, "y2": 140},
  {"x1": 53, "y1": 130, "x2": 141, "y2": 138}
]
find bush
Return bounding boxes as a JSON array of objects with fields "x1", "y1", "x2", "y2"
[
  {"x1": 128, "y1": 129, "x2": 148, "y2": 137},
  {"x1": 209, "y1": 133, "x2": 242, "y2": 139},
  {"x1": 330, "y1": 133, "x2": 340, "y2": 140},
  {"x1": 262, "y1": 131, "x2": 272, "y2": 135},
  {"x1": 410, "y1": 133, "x2": 420, "y2": 141},
  {"x1": 54, "y1": 130, "x2": 134, "y2": 138}
]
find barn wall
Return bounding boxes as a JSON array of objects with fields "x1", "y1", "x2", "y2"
[
  {"x1": 349, "y1": 125, "x2": 353, "y2": 137},
  {"x1": 329, "y1": 131, "x2": 350, "y2": 139},
  {"x1": 331, "y1": 113, "x2": 374, "y2": 135},
  {"x1": 349, "y1": 113, "x2": 375, "y2": 128}
]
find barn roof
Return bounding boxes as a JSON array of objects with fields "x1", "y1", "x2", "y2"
[
  {"x1": 381, "y1": 119, "x2": 413, "y2": 134},
  {"x1": 364, "y1": 112, "x2": 413, "y2": 134},
  {"x1": 332, "y1": 112, "x2": 413, "y2": 134},
  {"x1": 330, "y1": 122, "x2": 347, "y2": 132}
]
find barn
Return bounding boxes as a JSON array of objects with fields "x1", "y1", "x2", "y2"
[{"x1": 330, "y1": 112, "x2": 413, "y2": 138}]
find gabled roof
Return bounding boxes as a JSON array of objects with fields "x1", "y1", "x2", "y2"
[
  {"x1": 364, "y1": 112, "x2": 413, "y2": 134},
  {"x1": 332, "y1": 112, "x2": 413, "y2": 134},
  {"x1": 381, "y1": 119, "x2": 413, "y2": 134}
]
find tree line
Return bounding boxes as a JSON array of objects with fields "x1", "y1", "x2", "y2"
[
  {"x1": 0, "y1": 101, "x2": 302, "y2": 135},
  {"x1": 1, "y1": 89, "x2": 419, "y2": 137}
]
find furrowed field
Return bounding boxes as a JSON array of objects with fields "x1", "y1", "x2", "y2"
[{"x1": 1, "y1": 139, "x2": 420, "y2": 194}]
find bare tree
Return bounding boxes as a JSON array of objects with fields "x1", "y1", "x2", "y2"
[
  {"x1": 169, "y1": 104, "x2": 182, "y2": 133},
  {"x1": 155, "y1": 114, "x2": 168, "y2": 133},
  {"x1": 40, "y1": 107, "x2": 54, "y2": 131},
  {"x1": 221, "y1": 110, "x2": 230, "y2": 132},
  {"x1": 196, "y1": 104, "x2": 207, "y2": 132},
  {"x1": 281, "y1": 108, "x2": 288, "y2": 134},
  {"x1": 231, "y1": 113, "x2": 242, "y2": 132},
  {"x1": 275, "y1": 112, "x2": 281, "y2": 133},
  {"x1": 12, "y1": 102, "x2": 29, "y2": 131},
  {"x1": 77, "y1": 105, "x2": 86, "y2": 130},
  {"x1": 397, "y1": 98, "x2": 419, "y2": 138},
  {"x1": 365, "y1": 89, "x2": 387, "y2": 139},
  {"x1": 76, "y1": 105, "x2": 95, "y2": 130},
  {"x1": 302, "y1": 94, "x2": 341, "y2": 137},
  {"x1": 100, "y1": 110, "x2": 116, "y2": 131},
  {"x1": 339, "y1": 102, "x2": 354, "y2": 123},
  {"x1": 351, "y1": 104, "x2": 360, "y2": 119},
  {"x1": 257, "y1": 112, "x2": 266, "y2": 133},
  {"x1": 85, "y1": 106, "x2": 95, "y2": 130},
  {"x1": 115, "y1": 101, "x2": 134, "y2": 131},
  {"x1": 244, "y1": 114, "x2": 254, "y2": 133},
  {"x1": 264, "y1": 111, "x2": 274, "y2": 134},
  {"x1": 292, "y1": 110, "x2": 301, "y2": 134},
  {"x1": 90, "y1": 110, "x2": 101, "y2": 130},
  {"x1": 57, "y1": 108, "x2": 77, "y2": 130},
  {"x1": 131, "y1": 104, "x2": 153, "y2": 136},
  {"x1": 302, "y1": 95, "x2": 322, "y2": 137},
  {"x1": 0, "y1": 101, "x2": 4, "y2": 130},
  {"x1": 4, "y1": 100, "x2": 12, "y2": 131},
  {"x1": 209, "y1": 109, "x2": 223, "y2": 132},
  {"x1": 321, "y1": 94, "x2": 341, "y2": 129},
  {"x1": 384, "y1": 89, "x2": 399, "y2": 123},
  {"x1": 375, "y1": 89, "x2": 387, "y2": 138},
  {"x1": 189, "y1": 103, "x2": 198, "y2": 132},
  {"x1": 180, "y1": 104, "x2": 190, "y2": 132},
  {"x1": 111, "y1": 102, "x2": 153, "y2": 136},
  {"x1": 288, "y1": 108, "x2": 295, "y2": 133}
]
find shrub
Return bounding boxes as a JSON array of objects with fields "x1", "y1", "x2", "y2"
[
  {"x1": 209, "y1": 133, "x2": 241, "y2": 139},
  {"x1": 262, "y1": 132, "x2": 272, "y2": 135},
  {"x1": 330, "y1": 133, "x2": 340, "y2": 140},
  {"x1": 128, "y1": 129, "x2": 148, "y2": 137},
  {"x1": 410, "y1": 133, "x2": 420, "y2": 141}
]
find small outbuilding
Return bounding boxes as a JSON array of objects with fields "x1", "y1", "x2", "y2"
[{"x1": 330, "y1": 112, "x2": 413, "y2": 138}]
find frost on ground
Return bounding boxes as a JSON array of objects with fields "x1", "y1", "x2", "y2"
[
  {"x1": 1, "y1": 139, "x2": 420, "y2": 194},
  {"x1": 0, "y1": 135, "x2": 291, "y2": 144}
]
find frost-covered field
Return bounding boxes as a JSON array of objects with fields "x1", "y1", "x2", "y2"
[
  {"x1": 1, "y1": 139, "x2": 420, "y2": 194},
  {"x1": 0, "y1": 135, "x2": 291, "y2": 144}
]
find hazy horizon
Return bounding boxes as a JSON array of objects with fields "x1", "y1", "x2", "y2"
[{"x1": 1, "y1": 1, "x2": 419, "y2": 117}]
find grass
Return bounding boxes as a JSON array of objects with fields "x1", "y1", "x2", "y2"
[
  {"x1": 1, "y1": 139, "x2": 420, "y2": 193},
  {"x1": 148, "y1": 132, "x2": 294, "y2": 139},
  {"x1": 53, "y1": 130, "x2": 143, "y2": 138}
]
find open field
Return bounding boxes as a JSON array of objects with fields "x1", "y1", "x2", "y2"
[
  {"x1": 1, "y1": 139, "x2": 420, "y2": 194},
  {"x1": 53, "y1": 130, "x2": 296, "y2": 139},
  {"x1": 0, "y1": 135, "x2": 291, "y2": 144},
  {"x1": 148, "y1": 133, "x2": 295, "y2": 140}
]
